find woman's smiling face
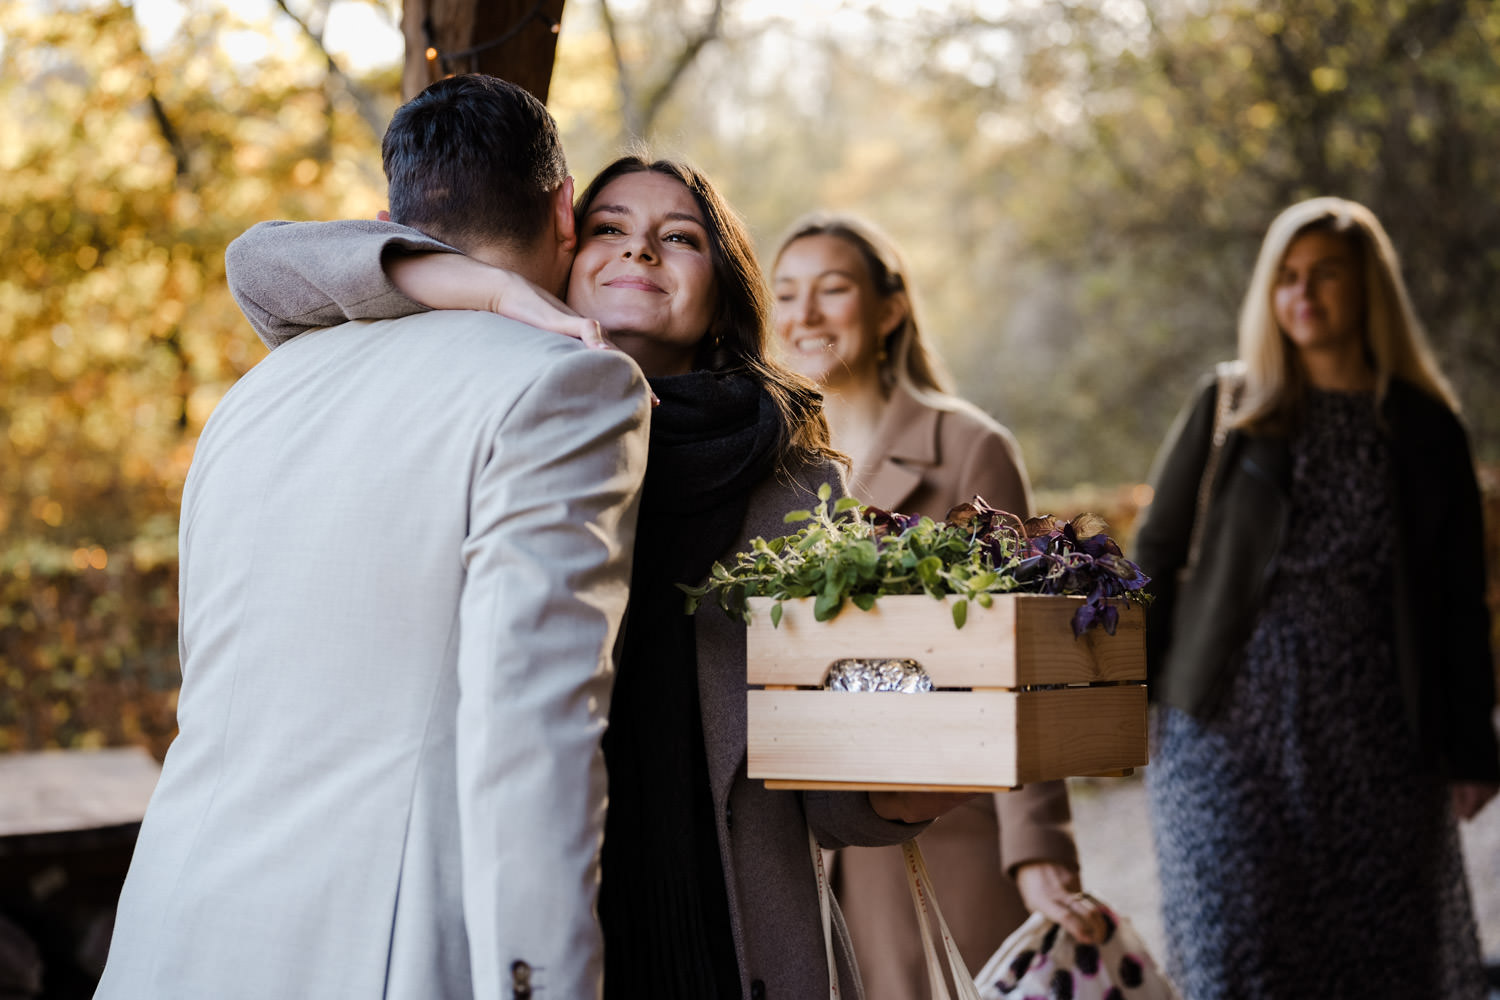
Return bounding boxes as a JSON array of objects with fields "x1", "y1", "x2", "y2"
[
  {"x1": 772, "y1": 233, "x2": 900, "y2": 390},
  {"x1": 566, "y1": 171, "x2": 718, "y2": 376}
]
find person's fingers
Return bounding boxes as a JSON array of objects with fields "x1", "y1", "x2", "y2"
[
  {"x1": 578, "y1": 318, "x2": 616, "y2": 350},
  {"x1": 1072, "y1": 895, "x2": 1110, "y2": 944},
  {"x1": 1052, "y1": 893, "x2": 1109, "y2": 944},
  {"x1": 1067, "y1": 895, "x2": 1105, "y2": 944},
  {"x1": 1033, "y1": 893, "x2": 1094, "y2": 943}
]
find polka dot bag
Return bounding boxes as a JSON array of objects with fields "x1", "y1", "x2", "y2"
[{"x1": 975, "y1": 902, "x2": 1180, "y2": 1000}]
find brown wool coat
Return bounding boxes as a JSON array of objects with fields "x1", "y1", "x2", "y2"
[
  {"x1": 696, "y1": 456, "x2": 931, "y2": 1000},
  {"x1": 833, "y1": 385, "x2": 1082, "y2": 1000}
]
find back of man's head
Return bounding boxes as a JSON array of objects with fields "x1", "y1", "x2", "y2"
[{"x1": 382, "y1": 74, "x2": 567, "y2": 254}]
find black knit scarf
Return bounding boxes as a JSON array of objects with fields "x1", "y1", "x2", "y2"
[{"x1": 599, "y1": 371, "x2": 783, "y2": 1000}]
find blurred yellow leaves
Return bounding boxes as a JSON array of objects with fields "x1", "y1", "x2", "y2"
[
  {"x1": 71, "y1": 547, "x2": 109, "y2": 571},
  {"x1": 0, "y1": 0, "x2": 400, "y2": 754},
  {"x1": 1140, "y1": 95, "x2": 1172, "y2": 138},
  {"x1": 291, "y1": 158, "x2": 321, "y2": 185},
  {"x1": 11, "y1": 407, "x2": 48, "y2": 455},
  {"x1": 1, "y1": 553, "x2": 181, "y2": 756},
  {"x1": 1246, "y1": 102, "x2": 1278, "y2": 129},
  {"x1": 31, "y1": 498, "x2": 64, "y2": 527},
  {"x1": 0, "y1": 0, "x2": 392, "y2": 568},
  {"x1": 1311, "y1": 65, "x2": 1348, "y2": 92}
]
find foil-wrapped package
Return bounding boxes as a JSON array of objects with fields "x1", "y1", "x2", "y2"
[{"x1": 824, "y1": 658, "x2": 933, "y2": 693}]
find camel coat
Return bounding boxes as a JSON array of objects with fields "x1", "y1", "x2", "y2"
[{"x1": 834, "y1": 385, "x2": 1081, "y2": 1000}]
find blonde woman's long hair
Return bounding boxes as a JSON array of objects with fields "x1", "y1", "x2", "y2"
[
  {"x1": 1234, "y1": 196, "x2": 1458, "y2": 433},
  {"x1": 772, "y1": 213, "x2": 965, "y2": 411}
]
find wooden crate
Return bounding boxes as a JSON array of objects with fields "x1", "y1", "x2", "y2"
[{"x1": 746, "y1": 594, "x2": 1148, "y2": 791}]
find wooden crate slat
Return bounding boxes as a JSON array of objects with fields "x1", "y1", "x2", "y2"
[
  {"x1": 745, "y1": 594, "x2": 1144, "y2": 688},
  {"x1": 1013, "y1": 598, "x2": 1146, "y2": 686},
  {"x1": 747, "y1": 686, "x2": 1147, "y2": 790},
  {"x1": 1012, "y1": 685, "x2": 1148, "y2": 784},
  {"x1": 748, "y1": 690, "x2": 1022, "y2": 787}
]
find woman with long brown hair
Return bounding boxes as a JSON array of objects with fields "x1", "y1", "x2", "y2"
[{"x1": 226, "y1": 153, "x2": 959, "y2": 999}]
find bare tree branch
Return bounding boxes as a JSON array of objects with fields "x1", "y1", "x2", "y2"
[
  {"x1": 146, "y1": 90, "x2": 191, "y2": 183},
  {"x1": 272, "y1": 0, "x2": 390, "y2": 138},
  {"x1": 601, "y1": 0, "x2": 725, "y2": 141},
  {"x1": 598, "y1": 0, "x2": 641, "y2": 137},
  {"x1": 637, "y1": 0, "x2": 724, "y2": 135}
]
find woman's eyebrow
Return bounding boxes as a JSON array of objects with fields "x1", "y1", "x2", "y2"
[
  {"x1": 585, "y1": 205, "x2": 704, "y2": 228},
  {"x1": 1282, "y1": 254, "x2": 1350, "y2": 271},
  {"x1": 775, "y1": 268, "x2": 860, "y2": 284}
]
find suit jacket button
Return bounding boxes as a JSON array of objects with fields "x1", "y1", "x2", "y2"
[
  {"x1": 511, "y1": 959, "x2": 533, "y2": 999},
  {"x1": 750, "y1": 979, "x2": 766, "y2": 999}
]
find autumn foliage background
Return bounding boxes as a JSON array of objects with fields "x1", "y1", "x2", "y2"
[{"x1": 3, "y1": 0, "x2": 1500, "y2": 758}]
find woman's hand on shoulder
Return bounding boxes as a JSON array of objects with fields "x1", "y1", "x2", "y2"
[
  {"x1": 479, "y1": 270, "x2": 613, "y2": 350},
  {"x1": 386, "y1": 252, "x2": 614, "y2": 349}
]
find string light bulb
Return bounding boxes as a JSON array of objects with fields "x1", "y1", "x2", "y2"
[{"x1": 422, "y1": 1, "x2": 560, "y2": 75}]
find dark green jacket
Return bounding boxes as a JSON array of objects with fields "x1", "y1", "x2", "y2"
[{"x1": 1134, "y1": 373, "x2": 1500, "y2": 782}]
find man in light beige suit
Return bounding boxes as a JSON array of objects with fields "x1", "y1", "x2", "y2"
[{"x1": 96, "y1": 76, "x2": 651, "y2": 1000}]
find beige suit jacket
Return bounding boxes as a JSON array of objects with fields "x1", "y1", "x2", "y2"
[
  {"x1": 97, "y1": 309, "x2": 651, "y2": 1000},
  {"x1": 835, "y1": 385, "x2": 1081, "y2": 1000}
]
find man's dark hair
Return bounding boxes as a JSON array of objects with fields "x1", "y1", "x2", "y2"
[{"x1": 381, "y1": 74, "x2": 567, "y2": 252}]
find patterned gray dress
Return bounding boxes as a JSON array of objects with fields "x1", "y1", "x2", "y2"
[{"x1": 1147, "y1": 389, "x2": 1486, "y2": 999}]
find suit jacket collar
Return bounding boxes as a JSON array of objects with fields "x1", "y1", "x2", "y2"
[{"x1": 853, "y1": 385, "x2": 939, "y2": 511}]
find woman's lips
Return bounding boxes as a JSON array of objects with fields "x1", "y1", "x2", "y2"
[
  {"x1": 791, "y1": 334, "x2": 835, "y2": 353},
  {"x1": 604, "y1": 276, "x2": 665, "y2": 293}
]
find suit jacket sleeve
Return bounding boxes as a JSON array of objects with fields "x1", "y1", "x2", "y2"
[
  {"x1": 225, "y1": 220, "x2": 455, "y2": 348},
  {"x1": 456, "y1": 346, "x2": 649, "y2": 999}
]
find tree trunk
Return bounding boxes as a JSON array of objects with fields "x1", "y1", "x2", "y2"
[{"x1": 401, "y1": 0, "x2": 567, "y2": 103}]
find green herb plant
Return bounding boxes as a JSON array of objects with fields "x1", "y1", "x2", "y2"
[{"x1": 680, "y1": 485, "x2": 1150, "y2": 634}]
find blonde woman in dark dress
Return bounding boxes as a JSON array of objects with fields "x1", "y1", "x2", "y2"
[{"x1": 1135, "y1": 196, "x2": 1499, "y2": 998}]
